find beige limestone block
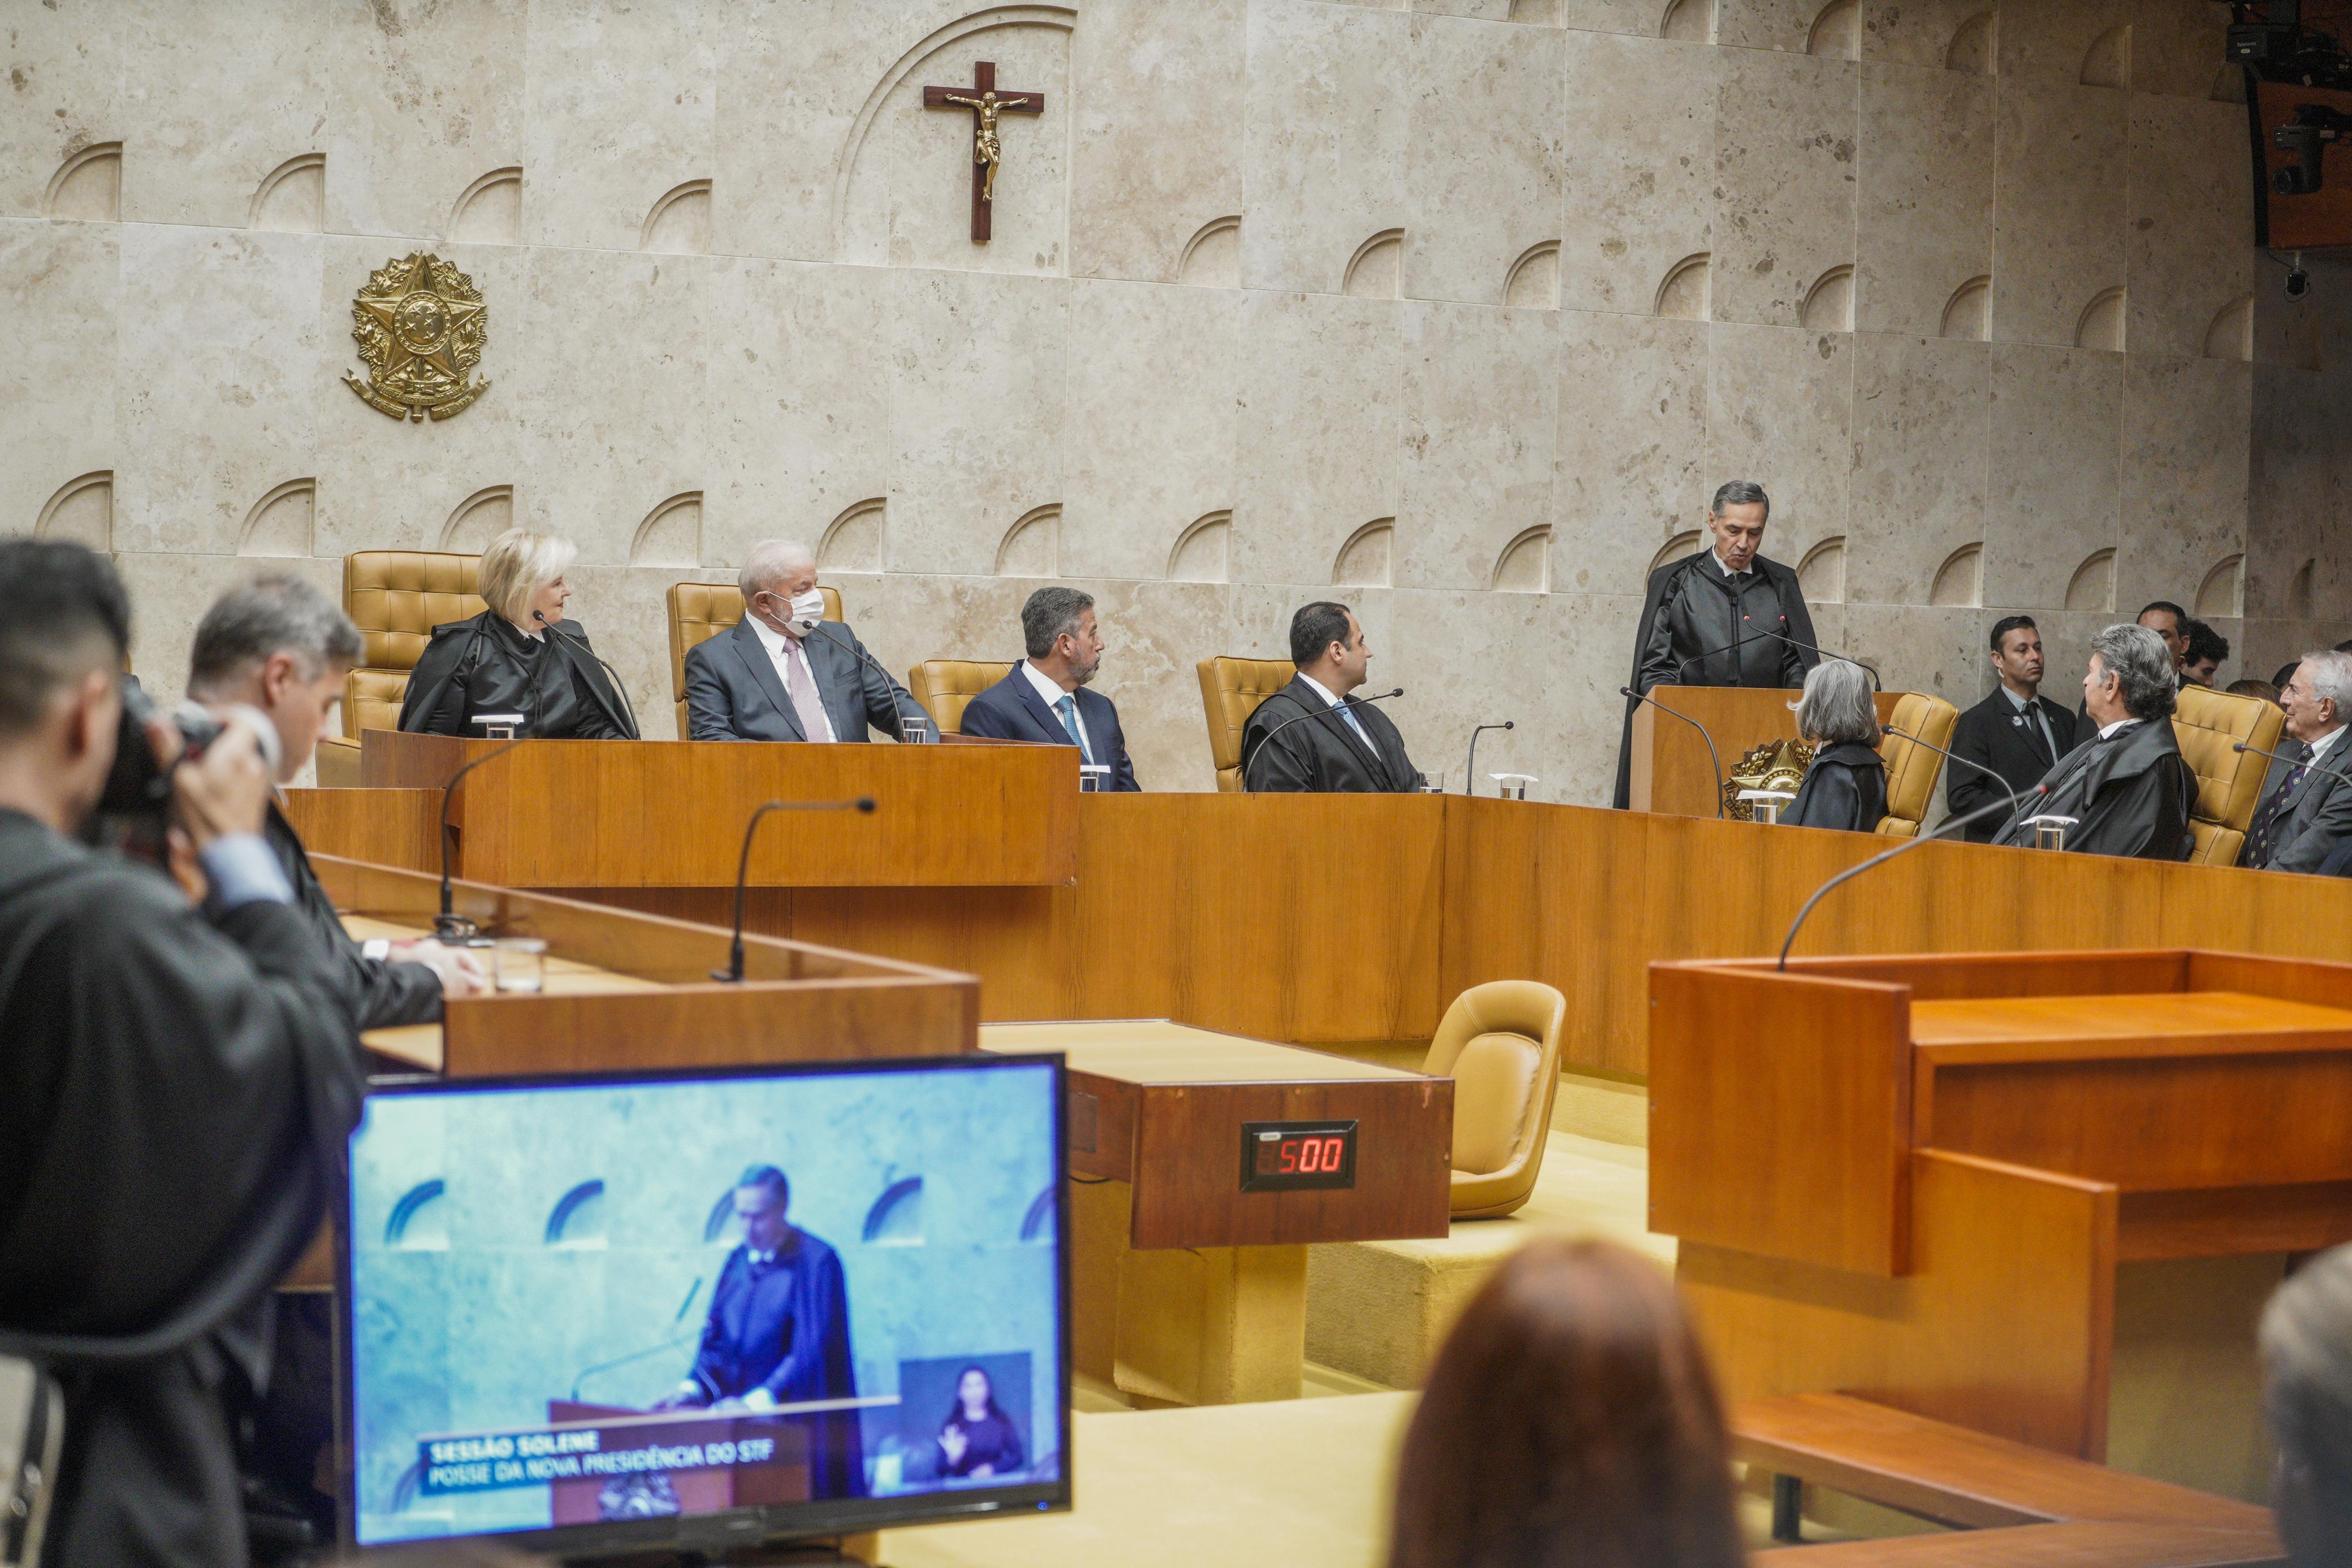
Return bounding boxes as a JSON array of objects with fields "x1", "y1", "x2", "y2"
[
  {"x1": 703, "y1": 258, "x2": 893, "y2": 573},
  {"x1": 0, "y1": 0, "x2": 124, "y2": 222},
  {"x1": 1990, "y1": 79, "x2": 2126, "y2": 349},
  {"x1": 2133, "y1": 0, "x2": 2233, "y2": 99},
  {"x1": 885, "y1": 268, "x2": 1069, "y2": 577},
  {"x1": 115, "y1": 0, "x2": 335, "y2": 231},
  {"x1": 1385, "y1": 586, "x2": 1554, "y2": 791},
  {"x1": 1704, "y1": 321, "x2": 1854, "y2": 568},
  {"x1": 557, "y1": 564, "x2": 708, "y2": 730},
  {"x1": 1717, "y1": 0, "x2": 1824, "y2": 53},
  {"x1": 1226, "y1": 581, "x2": 1398, "y2": 678},
  {"x1": 2117, "y1": 352, "x2": 2250, "y2": 615},
  {"x1": 1554, "y1": 0, "x2": 1666, "y2": 33},
  {"x1": 1982, "y1": 342, "x2": 2122, "y2": 610},
  {"x1": 114, "y1": 226, "x2": 322, "y2": 557},
  {"x1": 2126, "y1": 96, "x2": 2255, "y2": 362},
  {"x1": 1069, "y1": 0, "x2": 1247, "y2": 285},
  {"x1": 1710, "y1": 49, "x2": 1857, "y2": 328},
  {"x1": 1396, "y1": 300, "x2": 1556, "y2": 591},
  {"x1": 1845, "y1": 333, "x2": 1990, "y2": 606},
  {"x1": 2243, "y1": 363, "x2": 2333, "y2": 619},
  {"x1": 325, "y1": 0, "x2": 527, "y2": 243},
  {"x1": 505, "y1": 246, "x2": 709, "y2": 566},
  {"x1": 1558, "y1": 32, "x2": 1714, "y2": 317},
  {"x1": 116, "y1": 552, "x2": 340, "y2": 708},
  {"x1": 1837, "y1": 603, "x2": 1995, "y2": 708},
  {"x1": 1556, "y1": 309, "x2": 1709, "y2": 595},
  {"x1": 1995, "y1": 0, "x2": 2132, "y2": 85},
  {"x1": 1856, "y1": 0, "x2": 1986, "y2": 68},
  {"x1": 1401, "y1": 14, "x2": 1563, "y2": 307},
  {"x1": 1854, "y1": 61, "x2": 1991, "y2": 336},
  {"x1": 1240, "y1": 0, "x2": 1411, "y2": 295},
  {"x1": 0, "y1": 219, "x2": 117, "y2": 539},
  {"x1": 521, "y1": 0, "x2": 715, "y2": 254},
  {"x1": 1062, "y1": 279, "x2": 1243, "y2": 581},
  {"x1": 310, "y1": 237, "x2": 530, "y2": 558},
  {"x1": 1546, "y1": 590, "x2": 1646, "y2": 804},
  {"x1": 1231, "y1": 291, "x2": 1404, "y2": 587},
  {"x1": 1069, "y1": 577, "x2": 1235, "y2": 792}
]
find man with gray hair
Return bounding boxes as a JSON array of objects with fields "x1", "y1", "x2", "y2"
[
  {"x1": 2241, "y1": 649, "x2": 2352, "y2": 873},
  {"x1": 683, "y1": 539, "x2": 926, "y2": 743},
  {"x1": 188, "y1": 575, "x2": 485, "y2": 1026},
  {"x1": 955, "y1": 586, "x2": 1139, "y2": 789},
  {"x1": 1990, "y1": 622, "x2": 2194, "y2": 859},
  {"x1": 1614, "y1": 480, "x2": 1822, "y2": 809}
]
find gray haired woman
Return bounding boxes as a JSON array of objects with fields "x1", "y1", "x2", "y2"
[{"x1": 1782, "y1": 659, "x2": 1886, "y2": 833}]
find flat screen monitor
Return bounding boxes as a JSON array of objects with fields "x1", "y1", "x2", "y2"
[{"x1": 337, "y1": 1054, "x2": 1070, "y2": 1557}]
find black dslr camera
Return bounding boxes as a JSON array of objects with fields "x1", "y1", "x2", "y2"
[{"x1": 86, "y1": 675, "x2": 224, "y2": 863}]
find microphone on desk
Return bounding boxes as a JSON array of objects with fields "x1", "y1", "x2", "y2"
[
  {"x1": 1883, "y1": 725, "x2": 2021, "y2": 824},
  {"x1": 1239, "y1": 688, "x2": 1406, "y2": 788},
  {"x1": 534, "y1": 610, "x2": 643, "y2": 740},
  {"x1": 712, "y1": 796, "x2": 879, "y2": 982},
  {"x1": 810, "y1": 622, "x2": 927, "y2": 744},
  {"x1": 435, "y1": 738, "x2": 528, "y2": 941},
  {"x1": 1464, "y1": 721, "x2": 1514, "y2": 798},
  {"x1": 1747, "y1": 625, "x2": 1882, "y2": 691},
  {"x1": 1775, "y1": 785, "x2": 2046, "y2": 971},
  {"x1": 2233, "y1": 739, "x2": 2352, "y2": 792},
  {"x1": 569, "y1": 1275, "x2": 706, "y2": 1402},
  {"x1": 1619, "y1": 686, "x2": 1724, "y2": 820}
]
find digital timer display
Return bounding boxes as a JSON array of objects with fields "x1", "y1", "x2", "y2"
[{"x1": 1238, "y1": 1120, "x2": 1359, "y2": 1192}]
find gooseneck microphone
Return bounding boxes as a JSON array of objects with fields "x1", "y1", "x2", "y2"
[
  {"x1": 2233, "y1": 739, "x2": 2352, "y2": 792},
  {"x1": 1674, "y1": 622, "x2": 1766, "y2": 683},
  {"x1": 1884, "y1": 725, "x2": 2020, "y2": 822},
  {"x1": 1776, "y1": 786, "x2": 2046, "y2": 969},
  {"x1": 535, "y1": 611, "x2": 642, "y2": 739},
  {"x1": 1464, "y1": 721, "x2": 1514, "y2": 798},
  {"x1": 1240, "y1": 687, "x2": 1406, "y2": 787},
  {"x1": 712, "y1": 796, "x2": 879, "y2": 982},
  {"x1": 1748, "y1": 626, "x2": 1882, "y2": 691},
  {"x1": 810, "y1": 622, "x2": 922, "y2": 743},
  {"x1": 435, "y1": 737, "x2": 527, "y2": 941},
  {"x1": 570, "y1": 1276, "x2": 706, "y2": 1401},
  {"x1": 1619, "y1": 686, "x2": 1723, "y2": 820}
]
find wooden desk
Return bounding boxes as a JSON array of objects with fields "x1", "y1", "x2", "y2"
[
  {"x1": 1629, "y1": 685, "x2": 1907, "y2": 817},
  {"x1": 980, "y1": 1020, "x2": 1451, "y2": 1406},
  {"x1": 1653, "y1": 949, "x2": 2352, "y2": 1465}
]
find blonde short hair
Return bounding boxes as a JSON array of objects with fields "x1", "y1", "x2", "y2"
[{"x1": 478, "y1": 529, "x2": 577, "y2": 624}]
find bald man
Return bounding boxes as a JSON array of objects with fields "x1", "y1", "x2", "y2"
[{"x1": 684, "y1": 540, "x2": 926, "y2": 742}]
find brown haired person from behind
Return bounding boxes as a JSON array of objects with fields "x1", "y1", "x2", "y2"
[{"x1": 1388, "y1": 1238, "x2": 1746, "y2": 1568}]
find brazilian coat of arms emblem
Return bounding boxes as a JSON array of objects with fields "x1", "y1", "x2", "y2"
[{"x1": 344, "y1": 253, "x2": 491, "y2": 422}]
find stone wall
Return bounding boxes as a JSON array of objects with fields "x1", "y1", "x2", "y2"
[{"x1": 3, "y1": 0, "x2": 2341, "y2": 800}]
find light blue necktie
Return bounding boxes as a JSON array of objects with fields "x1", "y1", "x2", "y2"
[
  {"x1": 1054, "y1": 694, "x2": 1093, "y2": 764},
  {"x1": 1331, "y1": 699, "x2": 1373, "y2": 753}
]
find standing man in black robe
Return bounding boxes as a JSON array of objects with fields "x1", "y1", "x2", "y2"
[
  {"x1": 1613, "y1": 480, "x2": 1821, "y2": 809},
  {"x1": 0, "y1": 541, "x2": 363, "y2": 1567},
  {"x1": 1242, "y1": 602, "x2": 1424, "y2": 793},
  {"x1": 1992, "y1": 623, "x2": 2195, "y2": 860},
  {"x1": 1947, "y1": 616, "x2": 2082, "y2": 842}
]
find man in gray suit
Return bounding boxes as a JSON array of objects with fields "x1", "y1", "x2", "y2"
[
  {"x1": 684, "y1": 539, "x2": 927, "y2": 743},
  {"x1": 2242, "y1": 649, "x2": 2352, "y2": 873}
]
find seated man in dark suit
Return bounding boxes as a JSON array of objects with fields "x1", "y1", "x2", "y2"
[
  {"x1": 958, "y1": 586, "x2": 1140, "y2": 790},
  {"x1": 1991, "y1": 623, "x2": 2194, "y2": 860},
  {"x1": 1947, "y1": 615, "x2": 2081, "y2": 842},
  {"x1": 2241, "y1": 650, "x2": 2352, "y2": 874},
  {"x1": 1242, "y1": 601, "x2": 1424, "y2": 793},
  {"x1": 685, "y1": 539, "x2": 928, "y2": 743}
]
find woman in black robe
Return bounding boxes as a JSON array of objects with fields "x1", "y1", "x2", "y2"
[
  {"x1": 1782, "y1": 658, "x2": 1887, "y2": 834},
  {"x1": 936, "y1": 1366, "x2": 1024, "y2": 1480},
  {"x1": 397, "y1": 529, "x2": 638, "y2": 739}
]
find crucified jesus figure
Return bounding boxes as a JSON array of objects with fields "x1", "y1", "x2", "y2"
[{"x1": 944, "y1": 89, "x2": 1030, "y2": 202}]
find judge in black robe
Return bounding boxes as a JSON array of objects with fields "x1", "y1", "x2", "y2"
[
  {"x1": 397, "y1": 609, "x2": 637, "y2": 740},
  {"x1": 1991, "y1": 625, "x2": 2195, "y2": 861},
  {"x1": 1780, "y1": 659, "x2": 1887, "y2": 834},
  {"x1": 1613, "y1": 484, "x2": 1821, "y2": 809},
  {"x1": 1242, "y1": 601, "x2": 1423, "y2": 794}
]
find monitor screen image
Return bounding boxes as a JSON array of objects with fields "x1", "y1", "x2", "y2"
[{"x1": 339, "y1": 1055, "x2": 1069, "y2": 1554}]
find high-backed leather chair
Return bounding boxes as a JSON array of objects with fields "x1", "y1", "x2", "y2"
[
  {"x1": 665, "y1": 581, "x2": 842, "y2": 739},
  {"x1": 2173, "y1": 683, "x2": 2285, "y2": 866},
  {"x1": 1874, "y1": 691, "x2": 1960, "y2": 838},
  {"x1": 1197, "y1": 656, "x2": 1296, "y2": 792},
  {"x1": 1423, "y1": 980, "x2": 1567, "y2": 1220},
  {"x1": 317, "y1": 551, "x2": 487, "y2": 783},
  {"x1": 907, "y1": 660, "x2": 1018, "y2": 734}
]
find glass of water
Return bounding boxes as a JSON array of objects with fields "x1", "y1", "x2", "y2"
[
  {"x1": 899, "y1": 713, "x2": 935, "y2": 746},
  {"x1": 1419, "y1": 770, "x2": 1446, "y2": 795},
  {"x1": 494, "y1": 937, "x2": 547, "y2": 994}
]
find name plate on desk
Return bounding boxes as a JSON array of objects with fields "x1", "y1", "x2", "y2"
[{"x1": 1239, "y1": 1120, "x2": 1357, "y2": 1192}]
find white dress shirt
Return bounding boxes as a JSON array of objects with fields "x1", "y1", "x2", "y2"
[
  {"x1": 1020, "y1": 660, "x2": 1092, "y2": 760},
  {"x1": 2096, "y1": 717, "x2": 2138, "y2": 741},
  {"x1": 749, "y1": 614, "x2": 837, "y2": 742},
  {"x1": 2306, "y1": 725, "x2": 2346, "y2": 770},
  {"x1": 2000, "y1": 685, "x2": 2062, "y2": 760},
  {"x1": 1298, "y1": 672, "x2": 1375, "y2": 753}
]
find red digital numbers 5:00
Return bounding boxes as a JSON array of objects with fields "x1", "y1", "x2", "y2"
[
  {"x1": 1265, "y1": 1136, "x2": 1346, "y2": 1175},
  {"x1": 1239, "y1": 1121, "x2": 1358, "y2": 1191}
]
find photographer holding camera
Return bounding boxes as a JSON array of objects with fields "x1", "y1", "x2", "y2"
[{"x1": 0, "y1": 542, "x2": 363, "y2": 1567}]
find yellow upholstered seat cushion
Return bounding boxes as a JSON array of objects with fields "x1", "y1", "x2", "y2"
[
  {"x1": 1875, "y1": 691, "x2": 1959, "y2": 839},
  {"x1": 340, "y1": 550, "x2": 488, "y2": 737},
  {"x1": 1197, "y1": 656, "x2": 1297, "y2": 792},
  {"x1": 2173, "y1": 683, "x2": 2285, "y2": 866},
  {"x1": 1421, "y1": 980, "x2": 1566, "y2": 1220},
  {"x1": 908, "y1": 660, "x2": 1019, "y2": 735}
]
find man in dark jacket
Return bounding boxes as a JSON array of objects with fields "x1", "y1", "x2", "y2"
[
  {"x1": 1242, "y1": 602, "x2": 1424, "y2": 793},
  {"x1": 2242, "y1": 650, "x2": 2352, "y2": 874},
  {"x1": 1992, "y1": 623, "x2": 2195, "y2": 860},
  {"x1": 684, "y1": 539, "x2": 927, "y2": 743},
  {"x1": 959, "y1": 586, "x2": 1140, "y2": 789},
  {"x1": 1614, "y1": 480, "x2": 1822, "y2": 808},
  {"x1": 186, "y1": 576, "x2": 483, "y2": 1028},
  {"x1": 1948, "y1": 615, "x2": 2082, "y2": 842},
  {"x1": 0, "y1": 541, "x2": 364, "y2": 1567}
]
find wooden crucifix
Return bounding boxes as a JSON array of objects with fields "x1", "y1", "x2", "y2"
[{"x1": 922, "y1": 60, "x2": 1045, "y2": 244}]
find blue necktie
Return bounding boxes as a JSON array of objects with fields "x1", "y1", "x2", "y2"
[
  {"x1": 1054, "y1": 695, "x2": 1093, "y2": 764},
  {"x1": 1333, "y1": 700, "x2": 1373, "y2": 753}
]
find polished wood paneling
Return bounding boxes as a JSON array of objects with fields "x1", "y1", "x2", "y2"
[{"x1": 281, "y1": 786, "x2": 440, "y2": 872}]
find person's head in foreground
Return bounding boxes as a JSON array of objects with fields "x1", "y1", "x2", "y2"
[
  {"x1": 0, "y1": 539, "x2": 130, "y2": 832},
  {"x1": 1389, "y1": 1238, "x2": 1746, "y2": 1568},
  {"x1": 1792, "y1": 659, "x2": 1878, "y2": 747},
  {"x1": 2263, "y1": 1244, "x2": 2352, "y2": 1564},
  {"x1": 2083, "y1": 623, "x2": 2178, "y2": 729}
]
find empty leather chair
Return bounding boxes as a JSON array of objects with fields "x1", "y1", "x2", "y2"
[
  {"x1": 2173, "y1": 683, "x2": 2287, "y2": 865},
  {"x1": 1423, "y1": 980, "x2": 1567, "y2": 1220},
  {"x1": 321, "y1": 550, "x2": 487, "y2": 783},
  {"x1": 1196, "y1": 656, "x2": 1297, "y2": 792},
  {"x1": 906, "y1": 660, "x2": 1018, "y2": 735},
  {"x1": 1874, "y1": 691, "x2": 1960, "y2": 838},
  {"x1": 665, "y1": 581, "x2": 842, "y2": 739}
]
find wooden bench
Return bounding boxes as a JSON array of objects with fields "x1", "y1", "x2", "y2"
[{"x1": 1737, "y1": 1393, "x2": 2284, "y2": 1565}]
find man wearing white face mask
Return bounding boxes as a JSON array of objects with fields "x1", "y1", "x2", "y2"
[{"x1": 684, "y1": 539, "x2": 927, "y2": 743}]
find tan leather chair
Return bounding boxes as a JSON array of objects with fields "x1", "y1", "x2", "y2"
[
  {"x1": 1423, "y1": 980, "x2": 1567, "y2": 1220},
  {"x1": 317, "y1": 550, "x2": 488, "y2": 782},
  {"x1": 1197, "y1": 656, "x2": 1297, "y2": 792},
  {"x1": 2173, "y1": 683, "x2": 2286, "y2": 866},
  {"x1": 1875, "y1": 691, "x2": 1960, "y2": 838},
  {"x1": 907, "y1": 660, "x2": 1018, "y2": 734},
  {"x1": 665, "y1": 581, "x2": 842, "y2": 738}
]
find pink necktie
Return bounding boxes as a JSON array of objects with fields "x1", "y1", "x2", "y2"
[{"x1": 784, "y1": 641, "x2": 830, "y2": 742}]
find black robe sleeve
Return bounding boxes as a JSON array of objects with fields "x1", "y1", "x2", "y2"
[
  {"x1": 1242, "y1": 696, "x2": 1321, "y2": 792},
  {"x1": 1783, "y1": 759, "x2": 1865, "y2": 831},
  {"x1": 266, "y1": 807, "x2": 442, "y2": 1030},
  {"x1": 2066, "y1": 756, "x2": 2193, "y2": 860},
  {"x1": 397, "y1": 619, "x2": 486, "y2": 736},
  {"x1": 1614, "y1": 560, "x2": 1689, "y2": 809},
  {"x1": 546, "y1": 623, "x2": 638, "y2": 740},
  {"x1": 1774, "y1": 565, "x2": 1822, "y2": 687}
]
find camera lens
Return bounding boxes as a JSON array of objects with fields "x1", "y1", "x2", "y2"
[{"x1": 2287, "y1": 267, "x2": 2311, "y2": 299}]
